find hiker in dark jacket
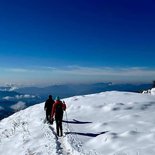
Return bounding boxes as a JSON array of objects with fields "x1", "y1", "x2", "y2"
[
  {"x1": 44, "y1": 95, "x2": 55, "y2": 123},
  {"x1": 51, "y1": 96, "x2": 66, "y2": 136}
]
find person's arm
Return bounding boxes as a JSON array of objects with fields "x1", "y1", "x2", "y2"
[
  {"x1": 44, "y1": 101, "x2": 47, "y2": 111},
  {"x1": 51, "y1": 103, "x2": 56, "y2": 118},
  {"x1": 62, "y1": 101, "x2": 66, "y2": 111}
]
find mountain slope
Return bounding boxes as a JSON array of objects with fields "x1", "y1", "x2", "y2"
[
  {"x1": 1, "y1": 91, "x2": 155, "y2": 155},
  {"x1": 0, "y1": 104, "x2": 59, "y2": 155}
]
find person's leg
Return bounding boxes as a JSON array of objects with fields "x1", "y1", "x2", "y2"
[
  {"x1": 56, "y1": 119, "x2": 59, "y2": 136},
  {"x1": 58, "y1": 116, "x2": 63, "y2": 136},
  {"x1": 46, "y1": 111, "x2": 49, "y2": 122},
  {"x1": 56, "y1": 119, "x2": 62, "y2": 136},
  {"x1": 56, "y1": 115, "x2": 63, "y2": 136},
  {"x1": 57, "y1": 120, "x2": 62, "y2": 136},
  {"x1": 49, "y1": 116, "x2": 53, "y2": 124},
  {"x1": 47, "y1": 113, "x2": 53, "y2": 124}
]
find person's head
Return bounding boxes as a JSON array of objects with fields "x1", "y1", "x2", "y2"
[
  {"x1": 49, "y1": 95, "x2": 52, "y2": 99},
  {"x1": 55, "y1": 96, "x2": 60, "y2": 101}
]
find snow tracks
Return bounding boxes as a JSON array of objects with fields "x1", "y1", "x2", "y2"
[{"x1": 0, "y1": 103, "x2": 100, "y2": 155}]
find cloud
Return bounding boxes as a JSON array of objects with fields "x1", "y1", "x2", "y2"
[
  {"x1": 7, "y1": 68, "x2": 30, "y2": 73},
  {"x1": 57, "y1": 66, "x2": 155, "y2": 76},
  {"x1": 0, "y1": 106, "x2": 4, "y2": 110},
  {"x1": 10, "y1": 101, "x2": 26, "y2": 112},
  {"x1": 3, "y1": 96, "x2": 14, "y2": 100},
  {"x1": 15, "y1": 94, "x2": 36, "y2": 99},
  {"x1": 3, "y1": 94, "x2": 36, "y2": 100},
  {"x1": 9, "y1": 86, "x2": 18, "y2": 91},
  {"x1": 0, "y1": 86, "x2": 18, "y2": 92},
  {"x1": 1, "y1": 66, "x2": 155, "y2": 85},
  {"x1": 46, "y1": 66, "x2": 155, "y2": 81},
  {"x1": 35, "y1": 65, "x2": 155, "y2": 76},
  {"x1": 3, "y1": 66, "x2": 155, "y2": 76}
]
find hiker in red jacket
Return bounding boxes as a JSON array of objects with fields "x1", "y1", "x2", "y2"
[{"x1": 51, "y1": 96, "x2": 66, "y2": 136}]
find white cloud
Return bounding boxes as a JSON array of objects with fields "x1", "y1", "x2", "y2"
[
  {"x1": 7, "y1": 68, "x2": 30, "y2": 73},
  {"x1": 3, "y1": 94, "x2": 36, "y2": 100},
  {"x1": 1, "y1": 66, "x2": 155, "y2": 85},
  {"x1": 3, "y1": 96, "x2": 14, "y2": 100},
  {"x1": 9, "y1": 86, "x2": 18, "y2": 91},
  {"x1": 0, "y1": 106, "x2": 4, "y2": 110},
  {"x1": 10, "y1": 101, "x2": 26, "y2": 112},
  {"x1": 15, "y1": 94, "x2": 36, "y2": 99},
  {"x1": 37, "y1": 65, "x2": 155, "y2": 76}
]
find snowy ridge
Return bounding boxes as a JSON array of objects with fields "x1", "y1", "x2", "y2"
[
  {"x1": 0, "y1": 104, "x2": 58, "y2": 155},
  {"x1": 0, "y1": 103, "x2": 98, "y2": 155},
  {"x1": 142, "y1": 88, "x2": 155, "y2": 95},
  {"x1": 1, "y1": 91, "x2": 155, "y2": 155},
  {"x1": 151, "y1": 88, "x2": 155, "y2": 95}
]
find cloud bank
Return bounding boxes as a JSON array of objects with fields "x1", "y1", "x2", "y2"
[
  {"x1": 3, "y1": 94, "x2": 36, "y2": 100},
  {"x1": 0, "y1": 106, "x2": 4, "y2": 110},
  {"x1": 1, "y1": 66, "x2": 155, "y2": 86},
  {"x1": 10, "y1": 101, "x2": 26, "y2": 112}
]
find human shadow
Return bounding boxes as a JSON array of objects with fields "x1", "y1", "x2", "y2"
[
  {"x1": 65, "y1": 131, "x2": 109, "y2": 137},
  {"x1": 140, "y1": 102, "x2": 155, "y2": 110},
  {"x1": 48, "y1": 126, "x2": 63, "y2": 154},
  {"x1": 63, "y1": 119, "x2": 92, "y2": 124}
]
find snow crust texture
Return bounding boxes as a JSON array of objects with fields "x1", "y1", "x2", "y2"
[
  {"x1": 1, "y1": 91, "x2": 155, "y2": 155},
  {"x1": 143, "y1": 88, "x2": 155, "y2": 96}
]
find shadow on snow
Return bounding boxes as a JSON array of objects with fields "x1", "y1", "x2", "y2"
[
  {"x1": 63, "y1": 119, "x2": 92, "y2": 124},
  {"x1": 48, "y1": 126, "x2": 63, "y2": 154},
  {"x1": 65, "y1": 131, "x2": 109, "y2": 137}
]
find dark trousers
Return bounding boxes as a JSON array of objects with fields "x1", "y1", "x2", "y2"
[
  {"x1": 55, "y1": 116, "x2": 63, "y2": 136},
  {"x1": 46, "y1": 111, "x2": 51, "y2": 122}
]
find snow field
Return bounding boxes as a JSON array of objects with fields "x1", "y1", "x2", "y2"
[{"x1": 1, "y1": 91, "x2": 155, "y2": 155}]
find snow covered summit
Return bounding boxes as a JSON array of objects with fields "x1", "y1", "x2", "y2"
[
  {"x1": 142, "y1": 88, "x2": 155, "y2": 96},
  {"x1": 151, "y1": 88, "x2": 155, "y2": 95},
  {"x1": 1, "y1": 91, "x2": 155, "y2": 155}
]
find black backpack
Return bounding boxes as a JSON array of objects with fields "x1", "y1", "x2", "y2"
[{"x1": 55, "y1": 102, "x2": 63, "y2": 116}]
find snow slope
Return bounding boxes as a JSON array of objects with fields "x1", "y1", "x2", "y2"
[
  {"x1": 151, "y1": 88, "x2": 155, "y2": 95},
  {"x1": 142, "y1": 88, "x2": 155, "y2": 96},
  {"x1": 1, "y1": 91, "x2": 155, "y2": 155}
]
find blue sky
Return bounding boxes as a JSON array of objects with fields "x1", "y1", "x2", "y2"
[{"x1": 0, "y1": 0, "x2": 155, "y2": 86}]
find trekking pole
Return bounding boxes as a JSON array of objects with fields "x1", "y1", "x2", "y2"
[
  {"x1": 65, "y1": 110, "x2": 74, "y2": 132},
  {"x1": 65, "y1": 110, "x2": 70, "y2": 131}
]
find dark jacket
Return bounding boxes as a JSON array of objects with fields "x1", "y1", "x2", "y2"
[{"x1": 44, "y1": 98, "x2": 55, "y2": 113}]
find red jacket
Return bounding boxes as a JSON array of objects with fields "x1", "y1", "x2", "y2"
[{"x1": 51, "y1": 100, "x2": 66, "y2": 118}]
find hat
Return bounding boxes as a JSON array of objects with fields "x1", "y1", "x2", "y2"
[
  {"x1": 55, "y1": 96, "x2": 60, "y2": 101},
  {"x1": 49, "y1": 95, "x2": 52, "y2": 98}
]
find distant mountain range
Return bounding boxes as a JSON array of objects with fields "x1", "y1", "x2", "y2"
[
  {"x1": 0, "y1": 87, "x2": 42, "y2": 120},
  {"x1": 16, "y1": 82, "x2": 153, "y2": 99},
  {"x1": 0, "y1": 82, "x2": 153, "y2": 120}
]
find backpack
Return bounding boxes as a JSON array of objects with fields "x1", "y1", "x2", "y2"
[{"x1": 55, "y1": 102, "x2": 63, "y2": 116}]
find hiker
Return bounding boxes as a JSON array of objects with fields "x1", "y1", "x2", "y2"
[
  {"x1": 51, "y1": 96, "x2": 66, "y2": 136},
  {"x1": 44, "y1": 95, "x2": 55, "y2": 124}
]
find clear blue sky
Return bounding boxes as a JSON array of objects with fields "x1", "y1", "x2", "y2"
[{"x1": 0, "y1": 0, "x2": 155, "y2": 86}]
